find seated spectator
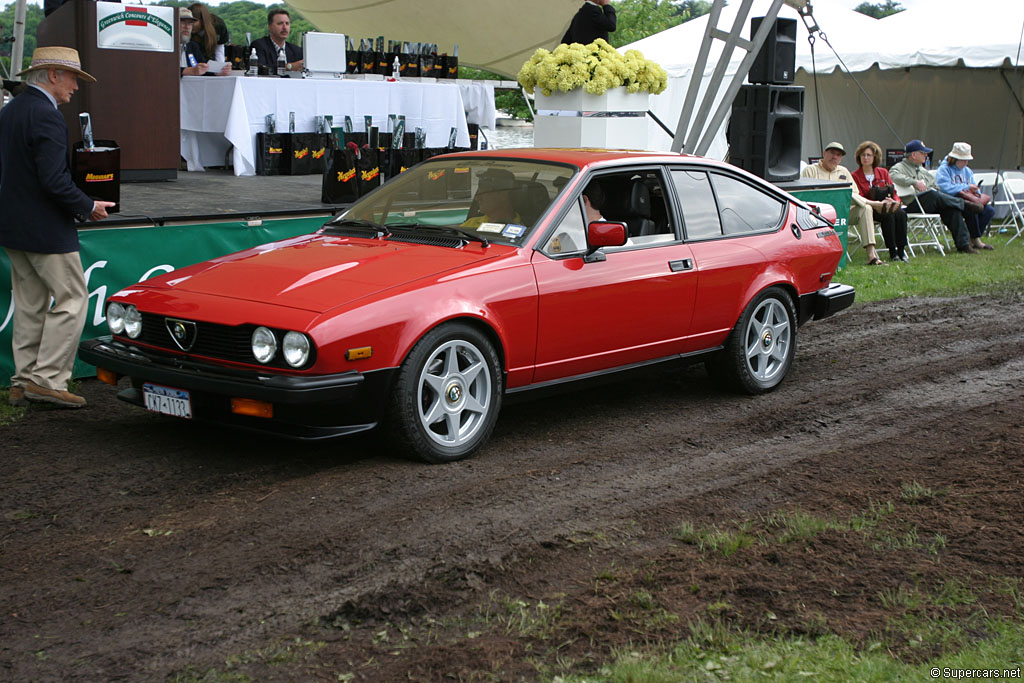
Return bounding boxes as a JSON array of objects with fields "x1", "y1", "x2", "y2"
[
  {"x1": 851, "y1": 140, "x2": 909, "y2": 262},
  {"x1": 179, "y1": 8, "x2": 230, "y2": 77},
  {"x1": 890, "y1": 139, "x2": 976, "y2": 254},
  {"x1": 936, "y1": 142, "x2": 994, "y2": 251},
  {"x1": 251, "y1": 8, "x2": 304, "y2": 73},
  {"x1": 801, "y1": 141, "x2": 888, "y2": 265},
  {"x1": 189, "y1": 3, "x2": 230, "y2": 63}
]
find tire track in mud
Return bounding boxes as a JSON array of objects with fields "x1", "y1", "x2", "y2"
[{"x1": 2, "y1": 295, "x2": 1022, "y2": 679}]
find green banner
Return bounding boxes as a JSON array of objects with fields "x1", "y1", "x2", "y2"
[
  {"x1": 0, "y1": 215, "x2": 328, "y2": 385},
  {"x1": 790, "y1": 187, "x2": 853, "y2": 269}
]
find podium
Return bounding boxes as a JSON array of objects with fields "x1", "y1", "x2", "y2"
[{"x1": 37, "y1": 0, "x2": 180, "y2": 181}]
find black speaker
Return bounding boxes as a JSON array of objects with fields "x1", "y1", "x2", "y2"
[
  {"x1": 728, "y1": 84, "x2": 804, "y2": 182},
  {"x1": 749, "y1": 17, "x2": 797, "y2": 85}
]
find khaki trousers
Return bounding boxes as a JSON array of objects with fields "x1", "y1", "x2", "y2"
[
  {"x1": 850, "y1": 202, "x2": 877, "y2": 247},
  {"x1": 4, "y1": 248, "x2": 88, "y2": 391}
]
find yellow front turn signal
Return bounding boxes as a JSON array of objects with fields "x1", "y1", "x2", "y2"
[
  {"x1": 346, "y1": 346, "x2": 372, "y2": 361},
  {"x1": 231, "y1": 397, "x2": 273, "y2": 418},
  {"x1": 97, "y1": 367, "x2": 118, "y2": 386}
]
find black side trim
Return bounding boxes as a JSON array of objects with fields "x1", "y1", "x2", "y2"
[{"x1": 505, "y1": 348, "x2": 720, "y2": 403}]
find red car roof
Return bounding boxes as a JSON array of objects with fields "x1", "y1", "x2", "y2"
[{"x1": 437, "y1": 147, "x2": 704, "y2": 169}]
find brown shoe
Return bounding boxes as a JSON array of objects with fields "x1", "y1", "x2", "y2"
[
  {"x1": 957, "y1": 245, "x2": 979, "y2": 254},
  {"x1": 24, "y1": 382, "x2": 87, "y2": 408},
  {"x1": 7, "y1": 385, "x2": 29, "y2": 407}
]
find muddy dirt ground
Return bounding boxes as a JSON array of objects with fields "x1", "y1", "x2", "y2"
[{"x1": 2, "y1": 294, "x2": 1022, "y2": 681}]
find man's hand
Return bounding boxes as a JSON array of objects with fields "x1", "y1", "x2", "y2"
[
  {"x1": 914, "y1": 180, "x2": 928, "y2": 192},
  {"x1": 90, "y1": 201, "x2": 115, "y2": 221},
  {"x1": 289, "y1": 59, "x2": 304, "y2": 72}
]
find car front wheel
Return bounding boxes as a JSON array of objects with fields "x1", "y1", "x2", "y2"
[
  {"x1": 388, "y1": 323, "x2": 503, "y2": 463},
  {"x1": 714, "y1": 286, "x2": 797, "y2": 395}
]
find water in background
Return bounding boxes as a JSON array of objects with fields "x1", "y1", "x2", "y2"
[{"x1": 484, "y1": 124, "x2": 534, "y2": 149}]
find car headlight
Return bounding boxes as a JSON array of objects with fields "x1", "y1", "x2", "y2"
[
  {"x1": 282, "y1": 331, "x2": 311, "y2": 368},
  {"x1": 124, "y1": 305, "x2": 142, "y2": 339},
  {"x1": 106, "y1": 302, "x2": 126, "y2": 335},
  {"x1": 251, "y1": 326, "x2": 277, "y2": 364}
]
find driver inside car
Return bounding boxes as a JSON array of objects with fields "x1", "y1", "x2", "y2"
[
  {"x1": 548, "y1": 180, "x2": 606, "y2": 254},
  {"x1": 461, "y1": 169, "x2": 521, "y2": 229}
]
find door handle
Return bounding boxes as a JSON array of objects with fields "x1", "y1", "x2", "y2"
[{"x1": 668, "y1": 259, "x2": 693, "y2": 272}]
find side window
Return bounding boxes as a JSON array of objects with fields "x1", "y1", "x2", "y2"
[
  {"x1": 671, "y1": 169, "x2": 722, "y2": 240},
  {"x1": 709, "y1": 173, "x2": 786, "y2": 235},
  {"x1": 541, "y1": 199, "x2": 587, "y2": 256}
]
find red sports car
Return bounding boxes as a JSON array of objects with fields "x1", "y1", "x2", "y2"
[{"x1": 79, "y1": 149, "x2": 853, "y2": 463}]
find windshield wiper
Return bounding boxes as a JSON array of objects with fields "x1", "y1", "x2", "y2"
[
  {"x1": 399, "y1": 224, "x2": 490, "y2": 247},
  {"x1": 323, "y1": 218, "x2": 391, "y2": 238}
]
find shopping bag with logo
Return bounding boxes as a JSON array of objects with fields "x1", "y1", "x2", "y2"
[
  {"x1": 321, "y1": 146, "x2": 360, "y2": 204},
  {"x1": 72, "y1": 139, "x2": 120, "y2": 213}
]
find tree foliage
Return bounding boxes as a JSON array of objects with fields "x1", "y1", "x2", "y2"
[
  {"x1": 852, "y1": 1, "x2": 904, "y2": 19},
  {"x1": 0, "y1": 3, "x2": 45, "y2": 74},
  {"x1": 153, "y1": 2, "x2": 316, "y2": 46}
]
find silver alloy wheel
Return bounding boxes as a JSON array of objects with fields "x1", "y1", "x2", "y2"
[
  {"x1": 417, "y1": 339, "x2": 492, "y2": 448},
  {"x1": 743, "y1": 297, "x2": 792, "y2": 383}
]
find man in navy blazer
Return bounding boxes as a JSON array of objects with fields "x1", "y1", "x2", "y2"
[
  {"x1": 0, "y1": 46, "x2": 114, "y2": 408},
  {"x1": 561, "y1": 0, "x2": 617, "y2": 45}
]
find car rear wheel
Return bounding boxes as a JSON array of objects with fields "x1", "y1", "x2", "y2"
[
  {"x1": 388, "y1": 323, "x2": 503, "y2": 463},
  {"x1": 713, "y1": 286, "x2": 796, "y2": 395}
]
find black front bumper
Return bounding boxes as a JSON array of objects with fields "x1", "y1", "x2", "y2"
[{"x1": 79, "y1": 337, "x2": 397, "y2": 440}]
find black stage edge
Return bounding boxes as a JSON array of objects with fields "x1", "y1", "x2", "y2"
[{"x1": 88, "y1": 169, "x2": 347, "y2": 229}]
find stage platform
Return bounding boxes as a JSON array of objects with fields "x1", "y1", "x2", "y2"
[{"x1": 96, "y1": 169, "x2": 339, "y2": 228}]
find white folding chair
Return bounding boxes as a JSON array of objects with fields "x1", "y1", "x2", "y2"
[
  {"x1": 995, "y1": 171, "x2": 1024, "y2": 243},
  {"x1": 894, "y1": 183, "x2": 947, "y2": 256}
]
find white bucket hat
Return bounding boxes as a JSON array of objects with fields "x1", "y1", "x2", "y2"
[{"x1": 947, "y1": 142, "x2": 973, "y2": 161}]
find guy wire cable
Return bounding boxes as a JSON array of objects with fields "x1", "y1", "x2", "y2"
[{"x1": 798, "y1": 3, "x2": 903, "y2": 148}]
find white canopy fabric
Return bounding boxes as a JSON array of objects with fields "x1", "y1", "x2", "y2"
[
  {"x1": 286, "y1": 0, "x2": 582, "y2": 79},
  {"x1": 625, "y1": 0, "x2": 1024, "y2": 169}
]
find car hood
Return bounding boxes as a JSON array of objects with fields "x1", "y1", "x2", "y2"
[{"x1": 144, "y1": 234, "x2": 509, "y2": 313}]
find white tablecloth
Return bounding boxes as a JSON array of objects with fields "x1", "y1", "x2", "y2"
[
  {"x1": 180, "y1": 75, "x2": 473, "y2": 176},
  {"x1": 457, "y1": 81, "x2": 497, "y2": 131}
]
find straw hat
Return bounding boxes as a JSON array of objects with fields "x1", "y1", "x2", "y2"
[
  {"x1": 179, "y1": 7, "x2": 197, "y2": 21},
  {"x1": 947, "y1": 142, "x2": 973, "y2": 161},
  {"x1": 17, "y1": 46, "x2": 95, "y2": 82}
]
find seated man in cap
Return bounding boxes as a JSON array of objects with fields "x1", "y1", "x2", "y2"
[
  {"x1": 890, "y1": 139, "x2": 975, "y2": 254},
  {"x1": 801, "y1": 141, "x2": 890, "y2": 265},
  {"x1": 461, "y1": 169, "x2": 521, "y2": 229}
]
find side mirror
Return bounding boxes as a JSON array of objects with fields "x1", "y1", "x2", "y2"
[{"x1": 584, "y1": 221, "x2": 627, "y2": 262}]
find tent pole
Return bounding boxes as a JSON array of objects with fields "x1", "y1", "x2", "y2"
[{"x1": 10, "y1": 0, "x2": 27, "y2": 78}]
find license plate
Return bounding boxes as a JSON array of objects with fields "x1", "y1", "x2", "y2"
[{"x1": 143, "y1": 383, "x2": 193, "y2": 419}]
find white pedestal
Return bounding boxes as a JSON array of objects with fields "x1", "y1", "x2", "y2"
[{"x1": 533, "y1": 89, "x2": 650, "y2": 149}]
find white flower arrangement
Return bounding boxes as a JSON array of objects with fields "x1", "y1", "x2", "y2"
[{"x1": 517, "y1": 39, "x2": 668, "y2": 97}]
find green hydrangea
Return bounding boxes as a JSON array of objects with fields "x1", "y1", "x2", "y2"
[{"x1": 517, "y1": 39, "x2": 668, "y2": 97}]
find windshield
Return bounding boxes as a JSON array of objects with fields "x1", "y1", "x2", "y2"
[{"x1": 338, "y1": 157, "x2": 576, "y2": 246}]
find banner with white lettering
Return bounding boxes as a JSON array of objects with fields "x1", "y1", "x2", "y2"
[{"x1": 0, "y1": 216, "x2": 325, "y2": 384}]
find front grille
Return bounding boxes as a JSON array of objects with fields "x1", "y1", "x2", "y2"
[{"x1": 134, "y1": 313, "x2": 312, "y2": 369}]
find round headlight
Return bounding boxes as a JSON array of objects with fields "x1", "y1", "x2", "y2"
[
  {"x1": 124, "y1": 305, "x2": 142, "y2": 339},
  {"x1": 251, "y1": 326, "x2": 277, "y2": 364},
  {"x1": 106, "y1": 302, "x2": 126, "y2": 335},
  {"x1": 282, "y1": 331, "x2": 311, "y2": 368}
]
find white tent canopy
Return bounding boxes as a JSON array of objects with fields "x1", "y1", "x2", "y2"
[
  {"x1": 626, "y1": 0, "x2": 1024, "y2": 169},
  {"x1": 287, "y1": 0, "x2": 581, "y2": 79}
]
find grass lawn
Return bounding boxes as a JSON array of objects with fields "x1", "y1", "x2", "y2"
[{"x1": 836, "y1": 231, "x2": 1024, "y2": 303}]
